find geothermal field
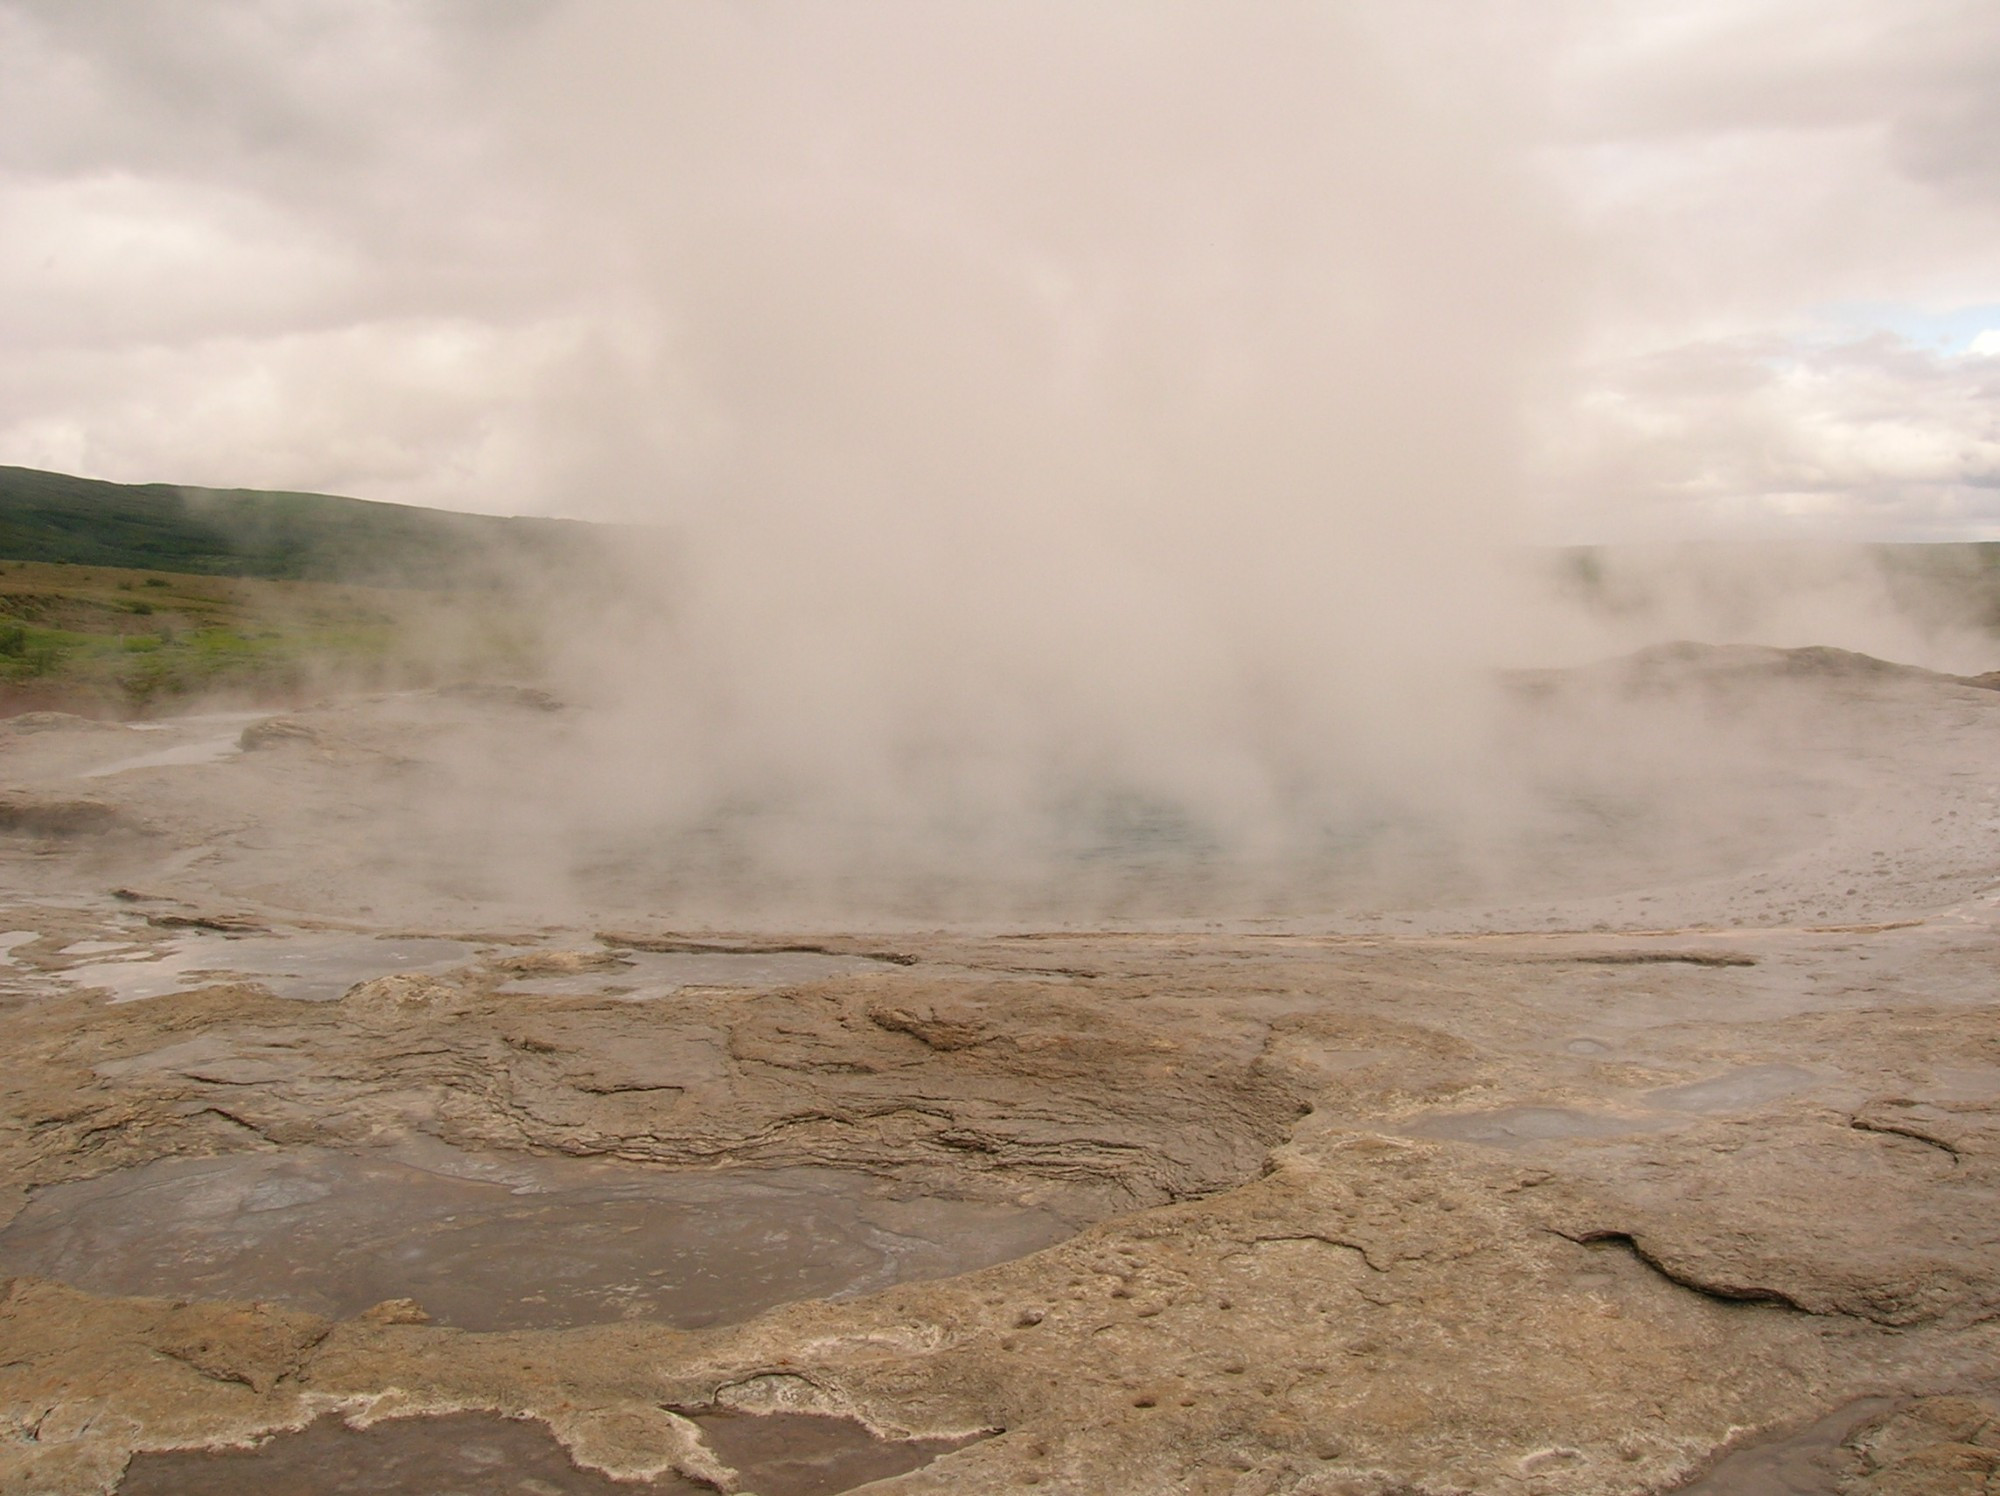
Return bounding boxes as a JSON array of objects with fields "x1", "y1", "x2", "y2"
[
  {"x1": 6, "y1": 4, "x2": 2000, "y2": 1494},
  {"x1": 1, "y1": 598, "x2": 1998, "y2": 1495}
]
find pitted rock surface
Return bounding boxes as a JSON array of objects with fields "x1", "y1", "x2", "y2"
[{"x1": 0, "y1": 662, "x2": 1997, "y2": 1494}]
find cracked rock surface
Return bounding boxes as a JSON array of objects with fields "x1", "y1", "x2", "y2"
[{"x1": 0, "y1": 659, "x2": 1996, "y2": 1494}]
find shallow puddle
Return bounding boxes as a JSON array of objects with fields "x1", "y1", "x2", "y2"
[
  {"x1": 63, "y1": 932, "x2": 475, "y2": 1002},
  {"x1": 61, "y1": 934, "x2": 882, "y2": 1004},
  {"x1": 1933, "y1": 1064, "x2": 2000, "y2": 1100},
  {"x1": 0, "y1": 1146, "x2": 1076, "y2": 1330},
  {"x1": 1671, "y1": 1398, "x2": 1896, "y2": 1495},
  {"x1": 78, "y1": 737, "x2": 241, "y2": 778},
  {"x1": 117, "y1": 1413, "x2": 709, "y2": 1496},
  {"x1": 1645, "y1": 1064, "x2": 1815, "y2": 1113},
  {"x1": 1402, "y1": 1106, "x2": 1650, "y2": 1147},
  {"x1": 693, "y1": 1411, "x2": 982, "y2": 1496},
  {"x1": 115, "y1": 1409, "x2": 981, "y2": 1496},
  {"x1": 498, "y1": 948, "x2": 891, "y2": 999},
  {"x1": 1404, "y1": 1066, "x2": 1822, "y2": 1150},
  {"x1": 55, "y1": 938, "x2": 135, "y2": 956},
  {"x1": 77, "y1": 714, "x2": 263, "y2": 779}
]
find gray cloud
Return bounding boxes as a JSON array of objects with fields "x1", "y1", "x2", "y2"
[
  {"x1": 0, "y1": 1, "x2": 584, "y2": 501},
  {"x1": 1528, "y1": 0, "x2": 2000, "y2": 534},
  {"x1": 0, "y1": 0, "x2": 1995, "y2": 534},
  {"x1": 4, "y1": 2, "x2": 1997, "y2": 913},
  {"x1": 1543, "y1": 332, "x2": 2000, "y2": 539},
  {"x1": 475, "y1": 3, "x2": 1578, "y2": 872}
]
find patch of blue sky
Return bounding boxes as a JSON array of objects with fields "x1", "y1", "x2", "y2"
[{"x1": 1803, "y1": 301, "x2": 2000, "y2": 354}]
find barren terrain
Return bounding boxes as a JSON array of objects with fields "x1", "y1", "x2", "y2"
[{"x1": 1, "y1": 647, "x2": 1997, "y2": 1494}]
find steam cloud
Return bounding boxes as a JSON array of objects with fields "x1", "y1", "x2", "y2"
[
  {"x1": 456, "y1": 5, "x2": 1587, "y2": 918},
  {"x1": 15, "y1": 4, "x2": 1983, "y2": 924}
]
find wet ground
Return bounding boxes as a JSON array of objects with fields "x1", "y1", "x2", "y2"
[
  {"x1": 492, "y1": 947, "x2": 905, "y2": 1000},
  {"x1": 1, "y1": 660, "x2": 1997, "y2": 1495},
  {"x1": 115, "y1": 1408, "x2": 979, "y2": 1496},
  {"x1": 59, "y1": 932, "x2": 477, "y2": 1003},
  {"x1": 1398, "y1": 1064, "x2": 1820, "y2": 1148},
  {"x1": 75, "y1": 714, "x2": 259, "y2": 780},
  {"x1": 1673, "y1": 1400, "x2": 1898, "y2": 1496},
  {"x1": 0, "y1": 1145, "x2": 1077, "y2": 1331},
  {"x1": 117, "y1": 1413, "x2": 711, "y2": 1495},
  {"x1": 31, "y1": 928, "x2": 900, "y2": 1006},
  {"x1": 690, "y1": 1411, "x2": 983, "y2": 1496}
]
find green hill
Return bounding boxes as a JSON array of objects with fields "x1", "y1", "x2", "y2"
[{"x1": 0, "y1": 465, "x2": 600, "y2": 586}]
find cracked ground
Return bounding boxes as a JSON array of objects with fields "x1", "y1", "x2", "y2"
[{"x1": 0, "y1": 652, "x2": 1998, "y2": 1494}]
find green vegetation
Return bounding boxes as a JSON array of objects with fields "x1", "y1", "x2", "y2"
[
  {"x1": 0, "y1": 465, "x2": 616, "y2": 715},
  {"x1": 0, "y1": 464, "x2": 601, "y2": 587},
  {"x1": 0, "y1": 560, "x2": 545, "y2": 715}
]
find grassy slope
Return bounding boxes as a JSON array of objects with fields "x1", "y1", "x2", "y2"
[
  {"x1": 0, "y1": 467, "x2": 602, "y2": 715},
  {"x1": 0, "y1": 465, "x2": 598, "y2": 586},
  {"x1": 8, "y1": 464, "x2": 1994, "y2": 717},
  {"x1": 0, "y1": 561, "x2": 545, "y2": 716}
]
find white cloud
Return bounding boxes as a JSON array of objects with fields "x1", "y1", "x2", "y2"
[
  {"x1": 1968, "y1": 329, "x2": 2000, "y2": 357},
  {"x1": 0, "y1": 171, "x2": 353, "y2": 348},
  {"x1": 1524, "y1": 0, "x2": 2000, "y2": 534},
  {"x1": 0, "y1": 0, "x2": 588, "y2": 511},
  {"x1": 0, "y1": 0, "x2": 1995, "y2": 538},
  {"x1": 0, "y1": 313, "x2": 626, "y2": 511},
  {"x1": 1540, "y1": 331, "x2": 2000, "y2": 539}
]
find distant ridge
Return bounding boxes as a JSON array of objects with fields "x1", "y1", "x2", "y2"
[
  {"x1": 0, "y1": 465, "x2": 601, "y2": 586},
  {"x1": 1554, "y1": 539, "x2": 2000, "y2": 640}
]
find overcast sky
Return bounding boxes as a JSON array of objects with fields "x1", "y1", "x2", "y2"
[{"x1": 1, "y1": 0, "x2": 1996, "y2": 539}]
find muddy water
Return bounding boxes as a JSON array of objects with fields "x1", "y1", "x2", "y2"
[
  {"x1": 1400, "y1": 1065, "x2": 1825, "y2": 1150},
  {"x1": 496, "y1": 948, "x2": 892, "y2": 999},
  {"x1": 77, "y1": 712, "x2": 264, "y2": 779},
  {"x1": 0, "y1": 1146, "x2": 1076, "y2": 1330},
  {"x1": 1645, "y1": 1064, "x2": 1815, "y2": 1113},
  {"x1": 60, "y1": 932, "x2": 476, "y2": 1002},
  {"x1": 691, "y1": 1411, "x2": 983, "y2": 1496},
  {"x1": 117, "y1": 1413, "x2": 710, "y2": 1496},
  {"x1": 1671, "y1": 1398, "x2": 1896, "y2": 1495},
  {"x1": 115, "y1": 1410, "x2": 981, "y2": 1496},
  {"x1": 1401, "y1": 1106, "x2": 1653, "y2": 1147},
  {"x1": 57, "y1": 934, "x2": 889, "y2": 1004}
]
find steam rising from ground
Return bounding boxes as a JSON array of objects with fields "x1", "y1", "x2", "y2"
[
  {"x1": 49, "y1": 5, "x2": 1977, "y2": 926},
  {"x1": 449, "y1": 5, "x2": 1590, "y2": 918}
]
